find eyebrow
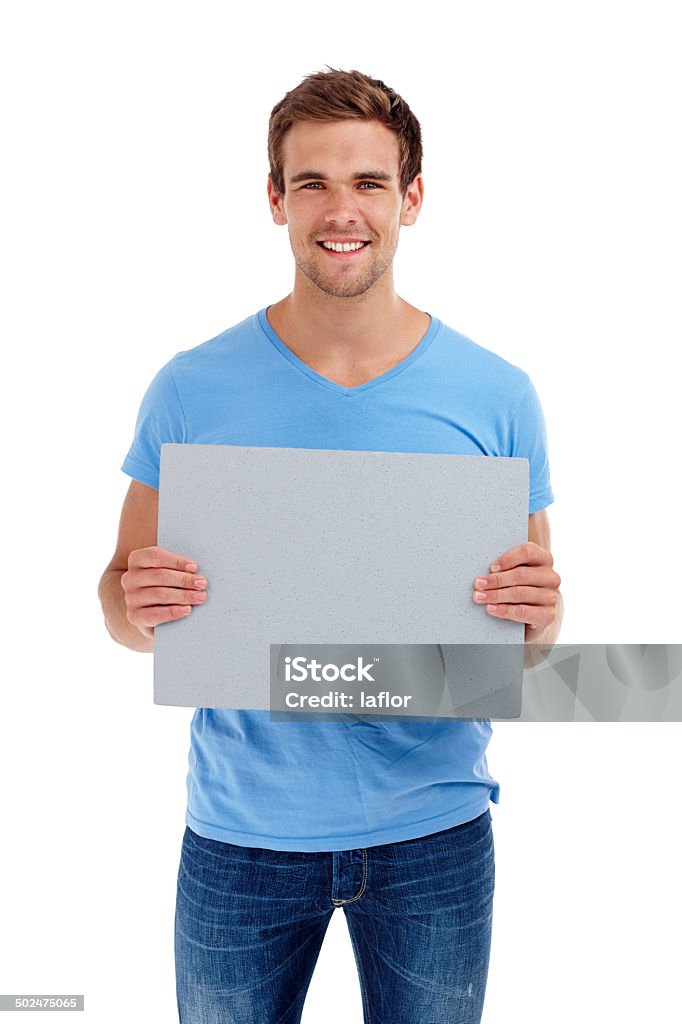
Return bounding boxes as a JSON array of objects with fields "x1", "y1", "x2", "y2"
[{"x1": 289, "y1": 170, "x2": 394, "y2": 184}]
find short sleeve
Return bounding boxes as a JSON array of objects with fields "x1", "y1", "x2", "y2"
[
  {"x1": 120, "y1": 358, "x2": 187, "y2": 490},
  {"x1": 508, "y1": 377, "x2": 555, "y2": 514}
]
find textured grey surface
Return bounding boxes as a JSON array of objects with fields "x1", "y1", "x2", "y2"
[
  {"x1": 513, "y1": 645, "x2": 682, "y2": 721},
  {"x1": 154, "y1": 444, "x2": 529, "y2": 711}
]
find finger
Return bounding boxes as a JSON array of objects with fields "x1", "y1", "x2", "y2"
[
  {"x1": 128, "y1": 545, "x2": 200, "y2": 573},
  {"x1": 122, "y1": 566, "x2": 208, "y2": 593},
  {"x1": 484, "y1": 603, "x2": 556, "y2": 628},
  {"x1": 489, "y1": 542, "x2": 554, "y2": 573},
  {"x1": 474, "y1": 566, "x2": 560, "y2": 592},
  {"x1": 128, "y1": 603, "x2": 194, "y2": 631},
  {"x1": 129, "y1": 586, "x2": 208, "y2": 610},
  {"x1": 473, "y1": 585, "x2": 558, "y2": 606}
]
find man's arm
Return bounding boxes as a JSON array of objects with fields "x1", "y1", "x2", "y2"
[
  {"x1": 526, "y1": 509, "x2": 563, "y2": 641},
  {"x1": 524, "y1": 509, "x2": 564, "y2": 666},
  {"x1": 472, "y1": 508, "x2": 563, "y2": 668},
  {"x1": 98, "y1": 481, "x2": 160, "y2": 653},
  {"x1": 98, "y1": 480, "x2": 209, "y2": 654}
]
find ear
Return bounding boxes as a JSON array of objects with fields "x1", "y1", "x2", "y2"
[
  {"x1": 399, "y1": 173, "x2": 424, "y2": 227},
  {"x1": 267, "y1": 174, "x2": 288, "y2": 226}
]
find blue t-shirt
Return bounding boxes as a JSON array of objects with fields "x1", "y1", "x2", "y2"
[{"x1": 122, "y1": 307, "x2": 554, "y2": 851}]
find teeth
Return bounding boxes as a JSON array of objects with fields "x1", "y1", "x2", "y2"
[{"x1": 321, "y1": 240, "x2": 368, "y2": 252}]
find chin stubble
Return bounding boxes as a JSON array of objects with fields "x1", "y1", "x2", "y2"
[{"x1": 293, "y1": 238, "x2": 396, "y2": 298}]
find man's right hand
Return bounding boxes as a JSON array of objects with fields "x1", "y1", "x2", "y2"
[{"x1": 121, "y1": 545, "x2": 209, "y2": 639}]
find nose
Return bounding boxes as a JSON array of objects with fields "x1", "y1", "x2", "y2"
[{"x1": 321, "y1": 185, "x2": 361, "y2": 227}]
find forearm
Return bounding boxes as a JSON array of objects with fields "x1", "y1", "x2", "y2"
[
  {"x1": 98, "y1": 568, "x2": 153, "y2": 654},
  {"x1": 523, "y1": 590, "x2": 564, "y2": 669}
]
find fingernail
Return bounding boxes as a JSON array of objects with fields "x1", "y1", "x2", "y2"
[
  {"x1": 194, "y1": 578, "x2": 208, "y2": 589},
  {"x1": 475, "y1": 577, "x2": 488, "y2": 589},
  {"x1": 490, "y1": 563, "x2": 501, "y2": 572},
  {"x1": 186, "y1": 562, "x2": 198, "y2": 572}
]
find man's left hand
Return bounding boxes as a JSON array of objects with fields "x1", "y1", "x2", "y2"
[{"x1": 472, "y1": 542, "x2": 562, "y2": 642}]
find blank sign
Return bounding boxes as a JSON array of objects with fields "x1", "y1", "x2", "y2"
[{"x1": 154, "y1": 444, "x2": 528, "y2": 712}]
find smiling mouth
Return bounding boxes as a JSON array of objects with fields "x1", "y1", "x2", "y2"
[{"x1": 317, "y1": 240, "x2": 371, "y2": 257}]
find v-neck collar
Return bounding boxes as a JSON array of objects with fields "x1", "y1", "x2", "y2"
[{"x1": 256, "y1": 305, "x2": 442, "y2": 398}]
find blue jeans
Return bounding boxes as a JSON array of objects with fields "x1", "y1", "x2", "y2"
[{"x1": 175, "y1": 809, "x2": 495, "y2": 1023}]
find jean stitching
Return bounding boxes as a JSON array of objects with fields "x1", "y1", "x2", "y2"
[
  {"x1": 331, "y1": 847, "x2": 368, "y2": 905},
  {"x1": 345, "y1": 914, "x2": 373, "y2": 1024}
]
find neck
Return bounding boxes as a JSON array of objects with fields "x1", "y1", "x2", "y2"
[{"x1": 269, "y1": 269, "x2": 424, "y2": 362}]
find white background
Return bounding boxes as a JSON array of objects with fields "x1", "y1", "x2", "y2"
[{"x1": 1, "y1": 1, "x2": 681, "y2": 1021}]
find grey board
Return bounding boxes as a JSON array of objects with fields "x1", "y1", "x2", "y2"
[{"x1": 154, "y1": 444, "x2": 529, "y2": 713}]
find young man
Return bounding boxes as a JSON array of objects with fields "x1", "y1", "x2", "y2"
[{"x1": 99, "y1": 68, "x2": 562, "y2": 1024}]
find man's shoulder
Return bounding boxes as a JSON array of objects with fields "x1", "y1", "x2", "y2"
[
  {"x1": 434, "y1": 316, "x2": 531, "y2": 393},
  {"x1": 168, "y1": 309, "x2": 263, "y2": 370}
]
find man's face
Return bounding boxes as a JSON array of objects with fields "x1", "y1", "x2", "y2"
[{"x1": 268, "y1": 119, "x2": 423, "y2": 299}]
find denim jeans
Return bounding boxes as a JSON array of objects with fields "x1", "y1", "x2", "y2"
[{"x1": 175, "y1": 809, "x2": 495, "y2": 1023}]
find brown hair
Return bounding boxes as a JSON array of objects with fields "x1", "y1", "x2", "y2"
[{"x1": 268, "y1": 67, "x2": 423, "y2": 197}]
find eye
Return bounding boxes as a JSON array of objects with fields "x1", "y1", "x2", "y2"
[{"x1": 300, "y1": 181, "x2": 382, "y2": 190}]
